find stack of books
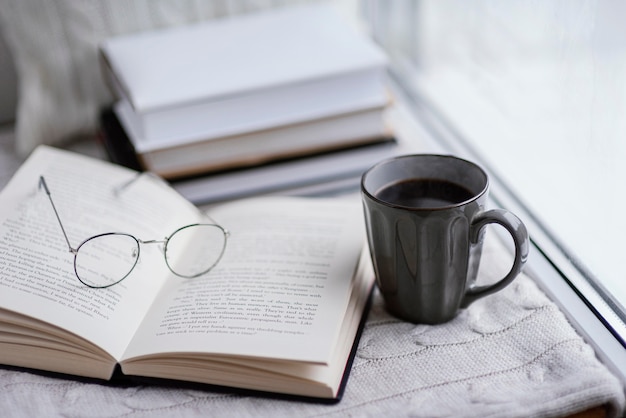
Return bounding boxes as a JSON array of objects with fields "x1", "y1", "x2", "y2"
[{"x1": 99, "y1": 3, "x2": 395, "y2": 194}]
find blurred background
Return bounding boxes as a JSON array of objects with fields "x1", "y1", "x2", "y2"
[{"x1": 0, "y1": 32, "x2": 17, "y2": 125}]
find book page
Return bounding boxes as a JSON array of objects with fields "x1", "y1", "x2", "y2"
[
  {"x1": 0, "y1": 146, "x2": 202, "y2": 360},
  {"x1": 122, "y1": 196, "x2": 365, "y2": 365}
]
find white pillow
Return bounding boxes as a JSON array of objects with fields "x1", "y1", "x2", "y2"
[{"x1": 0, "y1": 0, "x2": 309, "y2": 157}]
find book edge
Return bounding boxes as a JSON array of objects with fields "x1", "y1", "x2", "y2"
[{"x1": 0, "y1": 284, "x2": 374, "y2": 403}]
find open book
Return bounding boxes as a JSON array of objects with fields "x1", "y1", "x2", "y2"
[{"x1": 0, "y1": 146, "x2": 374, "y2": 401}]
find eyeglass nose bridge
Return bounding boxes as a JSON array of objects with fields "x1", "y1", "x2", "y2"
[
  {"x1": 139, "y1": 238, "x2": 167, "y2": 245},
  {"x1": 137, "y1": 237, "x2": 168, "y2": 254}
]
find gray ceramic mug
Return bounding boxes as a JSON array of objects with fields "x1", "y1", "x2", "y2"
[{"x1": 361, "y1": 154, "x2": 529, "y2": 324}]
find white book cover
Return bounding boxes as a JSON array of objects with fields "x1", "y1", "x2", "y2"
[
  {"x1": 99, "y1": 3, "x2": 389, "y2": 144},
  {"x1": 100, "y1": 3, "x2": 387, "y2": 112}
]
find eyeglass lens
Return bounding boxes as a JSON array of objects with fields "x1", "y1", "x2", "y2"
[
  {"x1": 165, "y1": 224, "x2": 228, "y2": 278},
  {"x1": 75, "y1": 233, "x2": 140, "y2": 288}
]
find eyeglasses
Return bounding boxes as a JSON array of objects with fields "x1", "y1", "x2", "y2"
[{"x1": 38, "y1": 175, "x2": 229, "y2": 289}]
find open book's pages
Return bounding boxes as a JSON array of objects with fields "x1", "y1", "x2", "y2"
[
  {"x1": 99, "y1": 3, "x2": 388, "y2": 145},
  {"x1": 0, "y1": 146, "x2": 374, "y2": 400}
]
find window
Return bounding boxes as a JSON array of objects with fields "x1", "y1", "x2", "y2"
[{"x1": 362, "y1": 0, "x2": 626, "y2": 381}]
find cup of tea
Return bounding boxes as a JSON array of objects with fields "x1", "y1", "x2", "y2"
[{"x1": 361, "y1": 154, "x2": 529, "y2": 324}]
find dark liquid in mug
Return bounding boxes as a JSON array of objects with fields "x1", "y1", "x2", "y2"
[{"x1": 376, "y1": 178, "x2": 474, "y2": 208}]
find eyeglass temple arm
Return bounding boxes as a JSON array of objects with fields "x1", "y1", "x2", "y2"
[{"x1": 38, "y1": 176, "x2": 76, "y2": 254}]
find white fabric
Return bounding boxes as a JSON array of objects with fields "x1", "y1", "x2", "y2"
[
  {"x1": 0, "y1": 271, "x2": 623, "y2": 417},
  {"x1": 0, "y1": 0, "x2": 313, "y2": 156},
  {"x1": 0, "y1": 131, "x2": 624, "y2": 417}
]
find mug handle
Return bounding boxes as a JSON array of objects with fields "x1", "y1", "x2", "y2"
[{"x1": 460, "y1": 209, "x2": 529, "y2": 308}]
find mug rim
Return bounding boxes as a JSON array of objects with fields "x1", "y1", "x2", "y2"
[{"x1": 361, "y1": 153, "x2": 489, "y2": 211}]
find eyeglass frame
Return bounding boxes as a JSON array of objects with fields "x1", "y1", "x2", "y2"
[{"x1": 38, "y1": 174, "x2": 229, "y2": 289}]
